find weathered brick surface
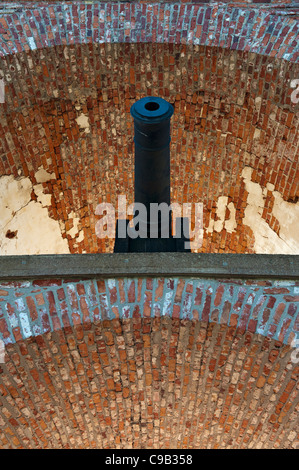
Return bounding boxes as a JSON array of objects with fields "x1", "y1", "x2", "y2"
[
  {"x1": 0, "y1": 277, "x2": 298, "y2": 448},
  {"x1": 0, "y1": 41, "x2": 298, "y2": 253},
  {"x1": 0, "y1": 3, "x2": 298, "y2": 60},
  {"x1": 0, "y1": 277, "x2": 298, "y2": 346},
  {"x1": 0, "y1": 0, "x2": 298, "y2": 450},
  {"x1": 0, "y1": 315, "x2": 298, "y2": 448},
  {"x1": 0, "y1": 2, "x2": 298, "y2": 254}
]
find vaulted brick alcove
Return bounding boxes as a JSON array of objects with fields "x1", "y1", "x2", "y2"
[
  {"x1": 0, "y1": 1, "x2": 298, "y2": 255},
  {"x1": 0, "y1": 1, "x2": 298, "y2": 450}
]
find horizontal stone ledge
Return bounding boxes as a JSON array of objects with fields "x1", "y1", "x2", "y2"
[{"x1": 0, "y1": 253, "x2": 298, "y2": 280}]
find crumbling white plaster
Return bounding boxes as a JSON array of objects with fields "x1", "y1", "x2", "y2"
[
  {"x1": 33, "y1": 184, "x2": 52, "y2": 207},
  {"x1": 75, "y1": 112, "x2": 90, "y2": 133},
  {"x1": 76, "y1": 231, "x2": 84, "y2": 243},
  {"x1": 267, "y1": 183, "x2": 299, "y2": 253},
  {"x1": 0, "y1": 175, "x2": 70, "y2": 255},
  {"x1": 225, "y1": 202, "x2": 237, "y2": 233},
  {"x1": 27, "y1": 37, "x2": 37, "y2": 50},
  {"x1": 254, "y1": 96, "x2": 262, "y2": 113},
  {"x1": 0, "y1": 175, "x2": 32, "y2": 228},
  {"x1": 66, "y1": 211, "x2": 83, "y2": 241},
  {"x1": 253, "y1": 128, "x2": 261, "y2": 140},
  {"x1": 241, "y1": 167, "x2": 299, "y2": 254},
  {"x1": 207, "y1": 196, "x2": 237, "y2": 234},
  {"x1": 34, "y1": 167, "x2": 55, "y2": 183}
]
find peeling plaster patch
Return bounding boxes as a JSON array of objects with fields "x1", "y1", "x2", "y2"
[
  {"x1": 75, "y1": 113, "x2": 90, "y2": 133},
  {"x1": 1, "y1": 201, "x2": 70, "y2": 255},
  {"x1": 19, "y1": 311, "x2": 32, "y2": 339},
  {"x1": 35, "y1": 168, "x2": 55, "y2": 183},
  {"x1": 62, "y1": 209, "x2": 84, "y2": 245},
  {"x1": 207, "y1": 196, "x2": 237, "y2": 234},
  {"x1": 254, "y1": 97, "x2": 262, "y2": 113},
  {"x1": 253, "y1": 128, "x2": 261, "y2": 139},
  {"x1": 225, "y1": 202, "x2": 237, "y2": 233},
  {"x1": 207, "y1": 196, "x2": 227, "y2": 233},
  {"x1": 67, "y1": 211, "x2": 81, "y2": 238},
  {"x1": 268, "y1": 184, "x2": 299, "y2": 253},
  {"x1": 0, "y1": 175, "x2": 70, "y2": 255},
  {"x1": 68, "y1": 225, "x2": 79, "y2": 238},
  {"x1": 241, "y1": 167, "x2": 299, "y2": 254},
  {"x1": 214, "y1": 197, "x2": 228, "y2": 232},
  {"x1": 0, "y1": 175, "x2": 32, "y2": 228},
  {"x1": 33, "y1": 184, "x2": 52, "y2": 207},
  {"x1": 63, "y1": 47, "x2": 69, "y2": 60},
  {"x1": 242, "y1": 167, "x2": 264, "y2": 217},
  {"x1": 76, "y1": 231, "x2": 84, "y2": 243}
]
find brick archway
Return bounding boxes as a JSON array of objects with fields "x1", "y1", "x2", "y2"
[
  {"x1": 0, "y1": 3, "x2": 298, "y2": 63},
  {"x1": 0, "y1": 1, "x2": 298, "y2": 450}
]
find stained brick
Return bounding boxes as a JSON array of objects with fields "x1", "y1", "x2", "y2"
[{"x1": 0, "y1": 0, "x2": 298, "y2": 451}]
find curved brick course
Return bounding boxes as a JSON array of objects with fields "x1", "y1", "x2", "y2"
[
  {"x1": 0, "y1": 3, "x2": 298, "y2": 62},
  {"x1": 0, "y1": 277, "x2": 298, "y2": 347},
  {"x1": 0, "y1": 317, "x2": 297, "y2": 449},
  {"x1": 0, "y1": 313, "x2": 298, "y2": 448},
  {"x1": 0, "y1": 275, "x2": 298, "y2": 448}
]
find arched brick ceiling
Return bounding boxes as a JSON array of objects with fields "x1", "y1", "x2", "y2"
[
  {"x1": 0, "y1": 276, "x2": 298, "y2": 449},
  {"x1": 0, "y1": 2, "x2": 298, "y2": 61},
  {"x1": 0, "y1": 42, "x2": 298, "y2": 254},
  {"x1": 0, "y1": 1, "x2": 298, "y2": 451},
  {"x1": 1, "y1": 320, "x2": 297, "y2": 449},
  {"x1": 0, "y1": 1, "x2": 298, "y2": 255}
]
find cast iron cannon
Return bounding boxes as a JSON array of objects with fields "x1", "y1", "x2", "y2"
[{"x1": 114, "y1": 96, "x2": 190, "y2": 253}]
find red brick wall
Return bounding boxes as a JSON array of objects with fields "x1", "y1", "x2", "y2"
[
  {"x1": 0, "y1": 2, "x2": 298, "y2": 254},
  {"x1": 0, "y1": 1, "x2": 298, "y2": 450},
  {"x1": 0, "y1": 276, "x2": 298, "y2": 448},
  {"x1": 0, "y1": 277, "x2": 298, "y2": 346},
  {"x1": 0, "y1": 44, "x2": 298, "y2": 253}
]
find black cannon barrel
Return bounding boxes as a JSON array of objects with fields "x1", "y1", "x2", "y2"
[
  {"x1": 130, "y1": 96, "x2": 174, "y2": 213},
  {"x1": 114, "y1": 96, "x2": 190, "y2": 253}
]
